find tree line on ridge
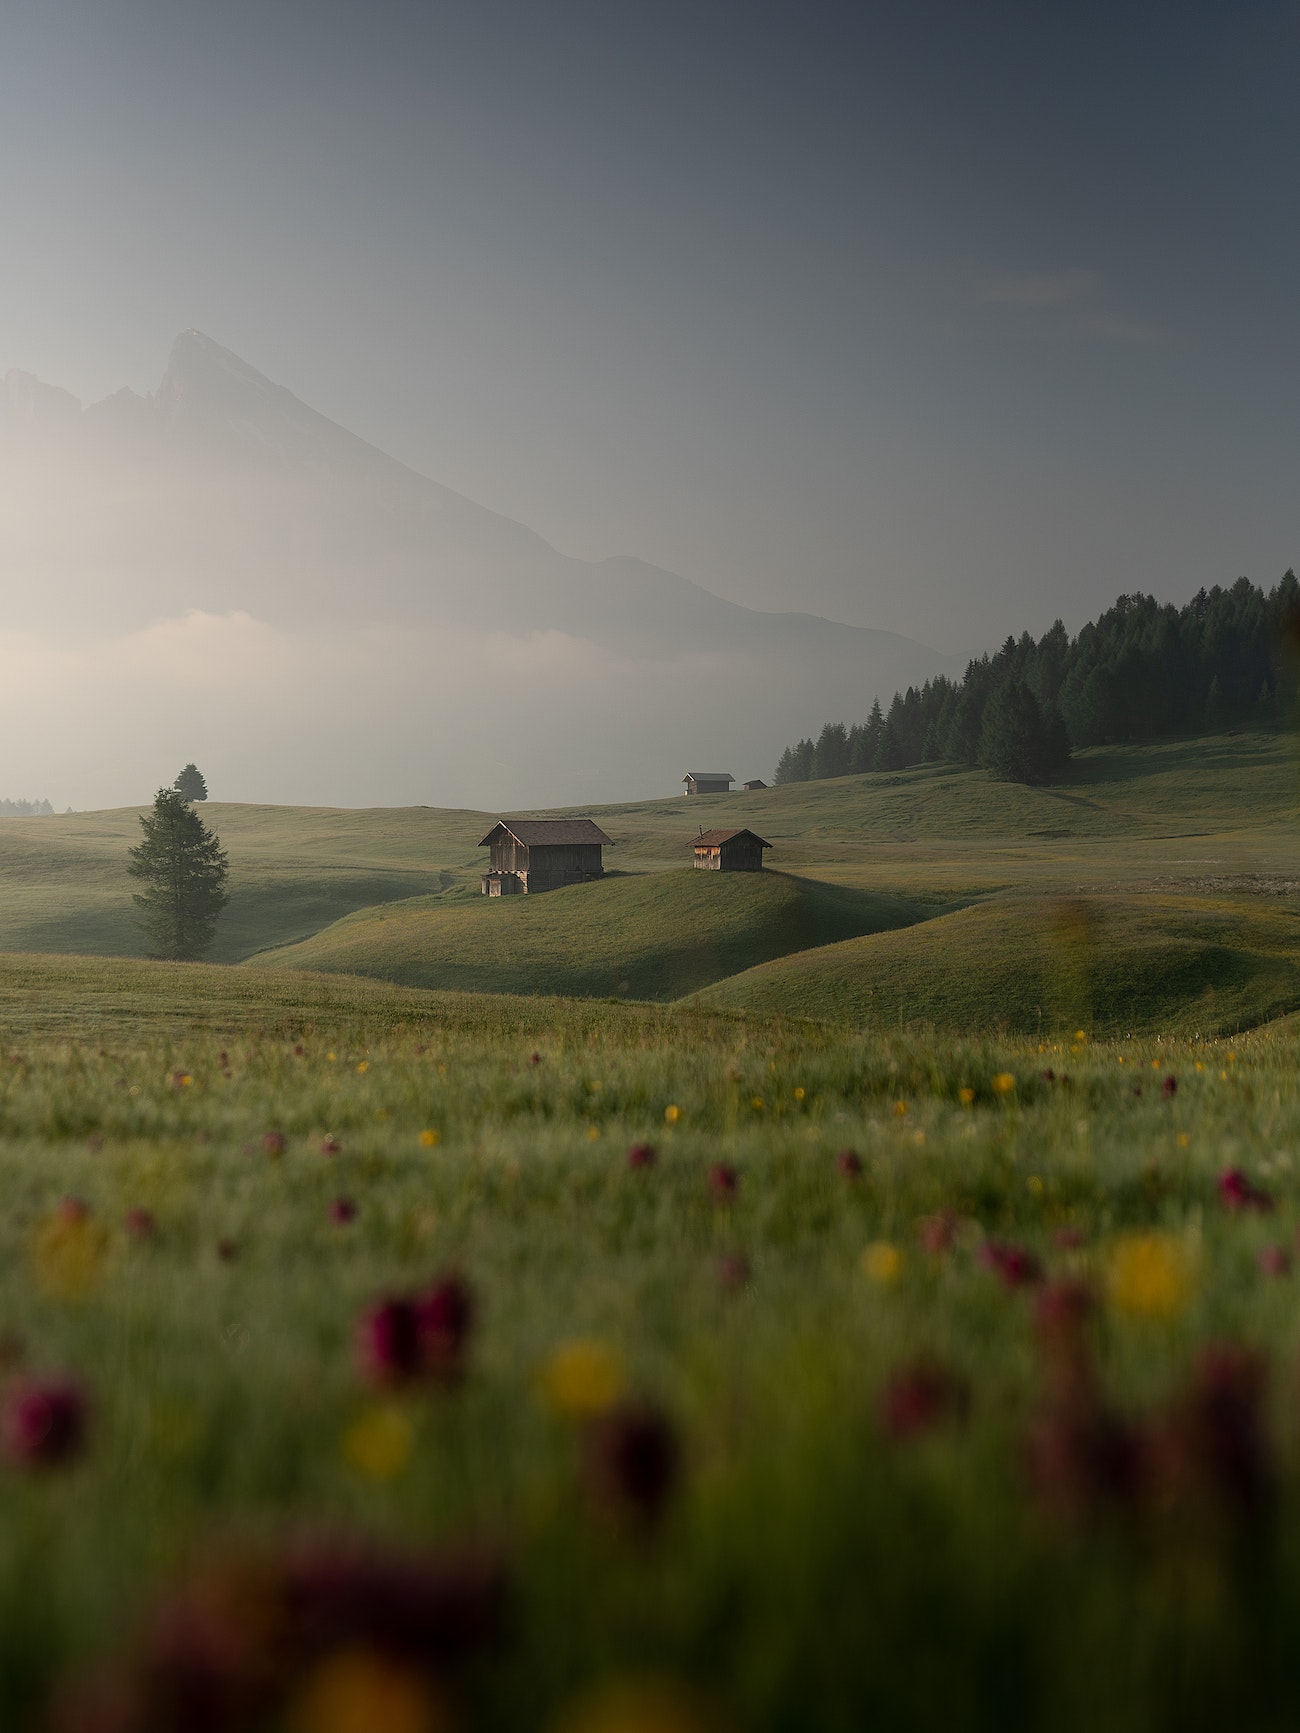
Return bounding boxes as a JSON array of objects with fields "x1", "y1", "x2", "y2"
[{"x1": 774, "y1": 573, "x2": 1300, "y2": 786}]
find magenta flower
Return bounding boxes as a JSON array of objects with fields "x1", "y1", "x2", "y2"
[
  {"x1": 626, "y1": 1143, "x2": 657, "y2": 1170},
  {"x1": 262, "y1": 1130, "x2": 288, "y2": 1158},
  {"x1": 879, "y1": 1361, "x2": 969, "y2": 1440},
  {"x1": 980, "y1": 1240, "x2": 1043, "y2": 1288},
  {"x1": 355, "y1": 1297, "x2": 423, "y2": 1386},
  {"x1": 1155, "y1": 1344, "x2": 1274, "y2": 1523},
  {"x1": 1258, "y1": 1244, "x2": 1291, "y2": 1276},
  {"x1": 714, "y1": 1252, "x2": 751, "y2": 1290},
  {"x1": 124, "y1": 1207, "x2": 157, "y2": 1241},
  {"x1": 708, "y1": 1163, "x2": 739, "y2": 1203},
  {"x1": 835, "y1": 1149, "x2": 863, "y2": 1178},
  {"x1": 585, "y1": 1401, "x2": 679, "y2": 1527},
  {"x1": 415, "y1": 1275, "x2": 475, "y2": 1382},
  {"x1": 320, "y1": 1135, "x2": 341, "y2": 1157},
  {"x1": 1161, "y1": 1075, "x2": 1177, "y2": 1098},
  {"x1": 329, "y1": 1198, "x2": 357, "y2": 1226},
  {"x1": 1, "y1": 1376, "x2": 88, "y2": 1468},
  {"x1": 1051, "y1": 1225, "x2": 1087, "y2": 1250},
  {"x1": 918, "y1": 1212, "x2": 957, "y2": 1255},
  {"x1": 57, "y1": 1196, "x2": 90, "y2": 1224},
  {"x1": 1217, "y1": 1166, "x2": 1274, "y2": 1213}
]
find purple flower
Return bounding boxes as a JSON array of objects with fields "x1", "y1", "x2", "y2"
[
  {"x1": 714, "y1": 1252, "x2": 751, "y2": 1291},
  {"x1": 124, "y1": 1207, "x2": 157, "y2": 1242},
  {"x1": 918, "y1": 1212, "x2": 957, "y2": 1255},
  {"x1": 708, "y1": 1163, "x2": 739, "y2": 1203},
  {"x1": 320, "y1": 1135, "x2": 341, "y2": 1157},
  {"x1": 585, "y1": 1402, "x2": 679, "y2": 1527},
  {"x1": 1161, "y1": 1075, "x2": 1178, "y2": 1098},
  {"x1": 879, "y1": 1361, "x2": 969, "y2": 1440},
  {"x1": 835, "y1": 1149, "x2": 863, "y2": 1178},
  {"x1": 1, "y1": 1376, "x2": 88, "y2": 1468},
  {"x1": 626, "y1": 1143, "x2": 656, "y2": 1170},
  {"x1": 415, "y1": 1275, "x2": 475, "y2": 1382},
  {"x1": 355, "y1": 1298, "x2": 423, "y2": 1386},
  {"x1": 1217, "y1": 1167, "x2": 1274, "y2": 1213},
  {"x1": 980, "y1": 1240, "x2": 1043, "y2": 1288},
  {"x1": 262, "y1": 1130, "x2": 288, "y2": 1158},
  {"x1": 1258, "y1": 1244, "x2": 1291, "y2": 1277},
  {"x1": 328, "y1": 1198, "x2": 357, "y2": 1226},
  {"x1": 58, "y1": 1196, "x2": 90, "y2": 1224}
]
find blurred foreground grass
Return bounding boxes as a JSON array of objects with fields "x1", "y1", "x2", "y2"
[{"x1": 1, "y1": 956, "x2": 1299, "y2": 1730}]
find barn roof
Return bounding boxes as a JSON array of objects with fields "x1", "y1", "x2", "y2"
[
  {"x1": 692, "y1": 828, "x2": 772, "y2": 848},
  {"x1": 478, "y1": 818, "x2": 613, "y2": 848},
  {"x1": 682, "y1": 771, "x2": 734, "y2": 782}
]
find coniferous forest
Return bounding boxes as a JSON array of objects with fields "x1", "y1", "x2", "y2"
[{"x1": 774, "y1": 573, "x2": 1300, "y2": 786}]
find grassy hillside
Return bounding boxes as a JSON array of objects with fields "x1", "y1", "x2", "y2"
[
  {"x1": 249, "y1": 869, "x2": 930, "y2": 1000},
  {"x1": 697, "y1": 892, "x2": 1300, "y2": 1037},
  {"x1": 0, "y1": 731, "x2": 1291, "y2": 975}
]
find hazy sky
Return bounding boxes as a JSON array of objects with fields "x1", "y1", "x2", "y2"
[{"x1": 1, "y1": 0, "x2": 1296, "y2": 657}]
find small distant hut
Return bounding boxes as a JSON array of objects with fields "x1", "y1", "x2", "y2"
[
  {"x1": 741, "y1": 779, "x2": 768, "y2": 791},
  {"x1": 682, "y1": 771, "x2": 734, "y2": 796},
  {"x1": 480, "y1": 818, "x2": 612, "y2": 895},
  {"x1": 692, "y1": 828, "x2": 771, "y2": 872}
]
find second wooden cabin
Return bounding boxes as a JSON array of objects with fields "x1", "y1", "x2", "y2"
[{"x1": 692, "y1": 827, "x2": 771, "y2": 872}]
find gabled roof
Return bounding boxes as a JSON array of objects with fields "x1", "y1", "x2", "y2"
[
  {"x1": 683, "y1": 771, "x2": 734, "y2": 782},
  {"x1": 479, "y1": 818, "x2": 612, "y2": 848},
  {"x1": 692, "y1": 828, "x2": 772, "y2": 848}
]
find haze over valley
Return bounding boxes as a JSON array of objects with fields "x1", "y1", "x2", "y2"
[{"x1": 1, "y1": 333, "x2": 956, "y2": 809}]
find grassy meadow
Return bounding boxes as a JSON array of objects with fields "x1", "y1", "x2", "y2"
[
  {"x1": 0, "y1": 734, "x2": 1298, "y2": 1728},
  {"x1": 1, "y1": 954, "x2": 1300, "y2": 1730}
]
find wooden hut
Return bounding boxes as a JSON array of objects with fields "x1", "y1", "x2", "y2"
[
  {"x1": 741, "y1": 779, "x2": 768, "y2": 791},
  {"x1": 682, "y1": 771, "x2": 734, "y2": 796},
  {"x1": 691, "y1": 828, "x2": 771, "y2": 872},
  {"x1": 479, "y1": 818, "x2": 612, "y2": 895}
]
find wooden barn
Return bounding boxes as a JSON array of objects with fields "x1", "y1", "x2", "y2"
[
  {"x1": 741, "y1": 779, "x2": 768, "y2": 791},
  {"x1": 682, "y1": 771, "x2": 734, "y2": 796},
  {"x1": 479, "y1": 818, "x2": 612, "y2": 895},
  {"x1": 692, "y1": 827, "x2": 771, "y2": 872}
]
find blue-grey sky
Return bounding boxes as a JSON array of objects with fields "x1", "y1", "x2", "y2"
[{"x1": 1, "y1": 0, "x2": 1296, "y2": 657}]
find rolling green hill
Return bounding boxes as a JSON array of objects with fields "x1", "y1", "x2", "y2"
[
  {"x1": 695, "y1": 892, "x2": 1300, "y2": 1037},
  {"x1": 249, "y1": 870, "x2": 931, "y2": 1001}
]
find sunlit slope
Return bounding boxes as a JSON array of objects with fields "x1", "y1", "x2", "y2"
[
  {"x1": 249, "y1": 870, "x2": 930, "y2": 1001},
  {"x1": 695, "y1": 894, "x2": 1300, "y2": 1037}
]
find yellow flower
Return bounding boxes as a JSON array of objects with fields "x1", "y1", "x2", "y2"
[
  {"x1": 31, "y1": 1212, "x2": 109, "y2": 1299},
  {"x1": 861, "y1": 1241, "x2": 903, "y2": 1285},
  {"x1": 418, "y1": 1128, "x2": 441, "y2": 1148},
  {"x1": 1107, "y1": 1233, "x2": 1193, "y2": 1319},
  {"x1": 1176, "y1": 1132, "x2": 1190, "y2": 1149},
  {"x1": 958, "y1": 1087, "x2": 975, "y2": 1105},
  {"x1": 537, "y1": 1339, "x2": 626, "y2": 1418},
  {"x1": 992, "y1": 1072, "x2": 1016, "y2": 1094},
  {"x1": 1074, "y1": 1030, "x2": 1088, "y2": 1043},
  {"x1": 548, "y1": 1677, "x2": 719, "y2": 1733},
  {"x1": 892, "y1": 1100, "x2": 908, "y2": 1117},
  {"x1": 287, "y1": 1647, "x2": 447, "y2": 1733},
  {"x1": 1027, "y1": 1175, "x2": 1043, "y2": 1195},
  {"x1": 327, "y1": 1052, "x2": 337, "y2": 1063},
  {"x1": 750, "y1": 1095, "x2": 765, "y2": 1110},
  {"x1": 356, "y1": 1061, "x2": 369, "y2": 1074},
  {"x1": 343, "y1": 1406, "x2": 414, "y2": 1479},
  {"x1": 793, "y1": 1086, "x2": 806, "y2": 1101},
  {"x1": 586, "y1": 1126, "x2": 601, "y2": 1141},
  {"x1": 664, "y1": 1104, "x2": 681, "y2": 1125}
]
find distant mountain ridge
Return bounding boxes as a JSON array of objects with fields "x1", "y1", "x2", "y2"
[{"x1": 0, "y1": 329, "x2": 955, "y2": 673}]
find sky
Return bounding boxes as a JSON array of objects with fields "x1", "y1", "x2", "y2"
[{"x1": 0, "y1": 0, "x2": 1297, "y2": 805}]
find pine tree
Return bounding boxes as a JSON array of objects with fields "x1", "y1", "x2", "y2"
[
  {"x1": 173, "y1": 763, "x2": 209, "y2": 802},
  {"x1": 128, "y1": 788, "x2": 229, "y2": 960},
  {"x1": 979, "y1": 679, "x2": 1052, "y2": 784}
]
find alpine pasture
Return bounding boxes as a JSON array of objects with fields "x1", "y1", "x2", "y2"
[{"x1": 0, "y1": 734, "x2": 1299, "y2": 1729}]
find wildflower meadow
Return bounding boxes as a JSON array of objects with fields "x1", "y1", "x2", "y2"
[{"x1": 0, "y1": 958, "x2": 1298, "y2": 1729}]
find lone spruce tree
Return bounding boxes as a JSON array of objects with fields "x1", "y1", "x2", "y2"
[
  {"x1": 128, "y1": 788, "x2": 229, "y2": 960},
  {"x1": 173, "y1": 763, "x2": 208, "y2": 801}
]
